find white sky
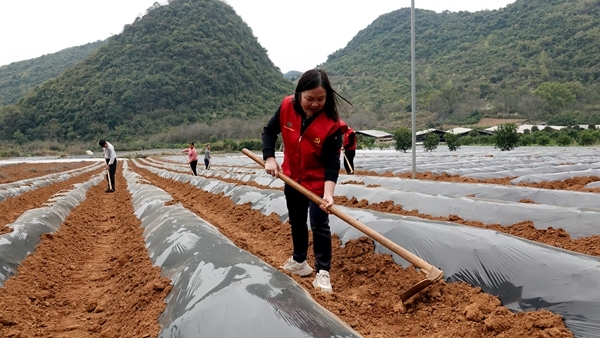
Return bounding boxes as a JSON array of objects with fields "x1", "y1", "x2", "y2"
[{"x1": 0, "y1": 0, "x2": 515, "y2": 73}]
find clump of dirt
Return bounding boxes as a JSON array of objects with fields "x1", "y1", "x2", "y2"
[{"x1": 341, "y1": 180, "x2": 365, "y2": 185}]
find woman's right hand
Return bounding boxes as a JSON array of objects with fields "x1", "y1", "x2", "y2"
[{"x1": 265, "y1": 157, "x2": 279, "y2": 177}]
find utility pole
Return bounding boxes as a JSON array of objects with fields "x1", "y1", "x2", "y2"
[{"x1": 411, "y1": 0, "x2": 417, "y2": 179}]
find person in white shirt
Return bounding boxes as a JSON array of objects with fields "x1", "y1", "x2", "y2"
[{"x1": 99, "y1": 139, "x2": 117, "y2": 192}]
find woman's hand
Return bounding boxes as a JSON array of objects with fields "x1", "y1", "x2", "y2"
[
  {"x1": 320, "y1": 181, "x2": 336, "y2": 213},
  {"x1": 320, "y1": 194, "x2": 334, "y2": 213},
  {"x1": 265, "y1": 157, "x2": 280, "y2": 177}
]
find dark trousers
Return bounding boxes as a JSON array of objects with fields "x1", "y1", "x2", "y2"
[
  {"x1": 284, "y1": 183, "x2": 331, "y2": 272},
  {"x1": 343, "y1": 149, "x2": 356, "y2": 174},
  {"x1": 204, "y1": 158, "x2": 210, "y2": 169},
  {"x1": 105, "y1": 159, "x2": 117, "y2": 190},
  {"x1": 190, "y1": 160, "x2": 198, "y2": 176}
]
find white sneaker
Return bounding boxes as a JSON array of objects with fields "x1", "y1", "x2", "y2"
[
  {"x1": 312, "y1": 270, "x2": 333, "y2": 292},
  {"x1": 281, "y1": 257, "x2": 313, "y2": 276}
]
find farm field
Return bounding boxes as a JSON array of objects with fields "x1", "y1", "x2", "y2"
[{"x1": 1, "y1": 146, "x2": 599, "y2": 337}]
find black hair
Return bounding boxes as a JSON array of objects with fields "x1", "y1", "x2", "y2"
[
  {"x1": 99, "y1": 139, "x2": 106, "y2": 147},
  {"x1": 293, "y1": 69, "x2": 352, "y2": 122}
]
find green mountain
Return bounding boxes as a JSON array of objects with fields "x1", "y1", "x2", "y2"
[
  {"x1": 283, "y1": 70, "x2": 302, "y2": 82},
  {"x1": 0, "y1": 0, "x2": 292, "y2": 142},
  {"x1": 2, "y1": 0, "x2": 599, "y2": 145},
  {"x1": 0, "y1": 40, "x2": 105, "y2": 106},
  {"x1": 323, "y1": 0, "x2": 600, "y2": 129}
]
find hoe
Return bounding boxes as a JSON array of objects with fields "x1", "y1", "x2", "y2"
[
  {"x1": 342, "y1": 150, "x2": 354, "y2": 174},
  {"x1": 242, "y1": 148, "x2": 444, "y2": 304}
]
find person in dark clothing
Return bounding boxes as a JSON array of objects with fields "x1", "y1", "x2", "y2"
[
  {"x1": 262, "y1": 68, "x2": 351, "y2": 293},
  {"x1": 342, "y1": 126, "x2": 357, "y2": 174},
  {"x1": 204, "y1": 143, "x2": 212, "y2": 169},
  {"x1": 98, "y1": 139, "x2": 117, "y2": 192}
]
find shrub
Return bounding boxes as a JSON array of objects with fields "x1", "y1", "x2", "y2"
[
  {"x1": 460, "y1": 136, "x2": 475, "y2": 145},
  {"x1": 393, "y1": 127, "x2": 412, "y2": 152},
  {"x1": 536, "y1": 134, "x2": 551, "y2": 146},
  {"x1": 494, "y1": 123, "x2": 519, "y2": 151},
  {"x1": 444, "y1": 133, "x2": 461, "y2": 151},
  {"x1": 423, "y1": 133, "x2": 440, "y2": 152},
  {"x1": 359, "y1": 136, "x2": 375, "y2": 149},
  {"x1": 477, "y1": 135, "x2": 495, "y2": 145},
  {"x1": 565, "y1": 128, "x2": 579, "y2": 139},
  {"x1": 518, "y1": 134, "x2": 534, "y2": 146},
  {"x1": 238, "y1": 139, "x2": 262, "y2": 151},
  {"x1": 578, "y1": 130, "x2": 597, "y2": 146},
  {"x1": 555, "y1": 134, "x2": 573, "y2": 146}
]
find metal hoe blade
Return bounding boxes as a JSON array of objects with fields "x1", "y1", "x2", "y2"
[{"x1": 400, "y1": 267, "x2": 444, "y2": 302}]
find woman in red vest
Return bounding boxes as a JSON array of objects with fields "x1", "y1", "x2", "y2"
[
  {"x1": 262, "y1": 69, "x2": 350, "y2": 293},
  {"x1": 342, "y1": 127, "x2": 357, "y2": 174}
]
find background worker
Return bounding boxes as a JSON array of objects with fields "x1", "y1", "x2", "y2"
[
  {"x1": 262, "y1": 68, "x2": 351, "y2": 293},
  {"x1": 342, "y1": 126, "x2": 357, "y2": 174},
  {"x1": 182, "y1": 142, "x2": 198, "y2": 175},
  {"x1": 204, "y1": 143, "x2": 212, "y2": 169},
  {"x1": 99, "y1": 139, "x2": 117, "y2": 192}
]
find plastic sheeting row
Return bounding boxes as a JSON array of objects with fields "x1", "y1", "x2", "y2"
[
  {"x1": 136, "y1": 160, "x2": 600, "y2": 338},
  {"x1": 0, "y1": 174, "x2": 104, "y2": 285},
  {"x1": 189, "y1": 147, "x2": 600, "y2": 182},
  {"x1": 144, "y1": 157, "x2": 600, "y2": 239},
  {"x1": 124, "y1": 162, "x2": 361, "y2": 338},
  {"x1": 0, "y1": 162, "x2": 102, "y2": 203},
  {"x1": 345, "y1": 147, "x2": 600, "y2": 179}
]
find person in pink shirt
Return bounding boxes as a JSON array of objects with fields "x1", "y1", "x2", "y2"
[{"x1": 182, "y1": 142, "x2": 198, "y2": 175}]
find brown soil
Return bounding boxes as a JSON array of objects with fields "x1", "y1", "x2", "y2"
[
  {"x1": 0, "y1": 167, "x2": 104, "y2": 235},
  {"x1": 471, "y1": 118, "x2": 527, "y2": 127},
  {"x1": 0, "y1": 161, "x2": 91, "y2": 184},
  {"x1": 0, "y1": 159, "x2": 581, "y2": 337},
  {"x1": 0, "y1": 162, "x2": 172, "y2": 337}
]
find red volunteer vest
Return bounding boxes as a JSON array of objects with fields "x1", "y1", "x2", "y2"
[
  {"x1": 279, "y1": 95, "x2": 346, "y2": 196},
  {"x1": 343, "y1": 127, "x2": 357, "y2": 151}
]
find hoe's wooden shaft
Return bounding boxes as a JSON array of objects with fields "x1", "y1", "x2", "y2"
[{"x1": 342, "y1": 150, "x2": 354, "y2": 174}]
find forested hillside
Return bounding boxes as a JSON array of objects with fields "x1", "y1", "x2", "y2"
[
  {"x1": 1, "y1": 0, "x2": 599, "y2": 145},
  {"x1": 0, "y1": 0, "x2": 292, "y2": 143},
  {"x1": 0, "y1": 40, "x2": 105, "y2": 106},
  {"x1": 324, "y1": 0, "x2": 600, "y2": 130}
]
